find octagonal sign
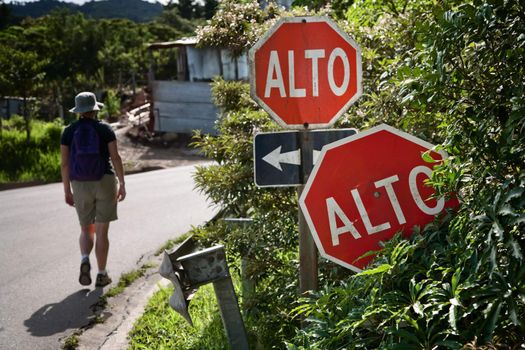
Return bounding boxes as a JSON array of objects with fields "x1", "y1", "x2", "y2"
[
  {"x1": 249, "y1": 16, "x2": 362, "y2": 129},
  {"x1": 299, "y1": 124, "x2": 459, "y2": 272}
]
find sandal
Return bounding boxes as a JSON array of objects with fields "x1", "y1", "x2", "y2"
[
  {"x1": 95, "y1": 273, "x2": 112, "y2": 287},
  {"x1": 79, "y1": 260, "x2": 91, "y2": 286}
]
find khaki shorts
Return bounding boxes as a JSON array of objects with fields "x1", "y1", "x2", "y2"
[{"x1": 72, "y1": 175, "x2": 118, "y2": 226}]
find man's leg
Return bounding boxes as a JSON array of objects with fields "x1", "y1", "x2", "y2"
[
  {"x1": 94, "y1": 222, "x2": 112, "y2": 287},
  {"x1": 93, "y1": 176, "x2": 118, "y2": 287},
  {"x1": 94, "y1": 222, "x2": 110, "y2": 271},
  {"x1": 79, "y1": 224, "x2": 95, "y2": 256},
  {"x1": 79, "y1": 224, "x2": 95, "y2": 286}
]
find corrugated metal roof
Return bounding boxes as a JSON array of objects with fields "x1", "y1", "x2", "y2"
[{"x1": 147, "y1": 37, "x2": 198, "y2": 50}]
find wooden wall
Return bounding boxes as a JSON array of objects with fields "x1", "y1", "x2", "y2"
[{"x1": 151, "y1": 80, "x2": 218, "y2": 135}]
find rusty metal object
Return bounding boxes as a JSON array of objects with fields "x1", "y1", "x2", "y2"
[{"x1": 159, "y1": 240, "x2": 249, "y2": 349}]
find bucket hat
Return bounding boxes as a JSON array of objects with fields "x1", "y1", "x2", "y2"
[{"x1": 69, "y1": 92, "x2": 104, "y2": 113}]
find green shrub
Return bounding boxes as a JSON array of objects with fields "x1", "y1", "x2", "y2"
[
  {"x1": 0, "y1": 118, "x2": 63, "y2": 183},
  {"x1": 128, "y1": 284, "x2": 228, "y2": 349},
  {"x1": 192, "y1": 97, "x2": 302, "y2": 347},
  {"x1": 3, "y1": 114, "x2": 27, "y2": 131},
  {"x1": 288, "y1": 1, "x2": 525, "y2": 349},
  {"x1": 100, "y1": 89, "x2": 121, "y2": 121}
]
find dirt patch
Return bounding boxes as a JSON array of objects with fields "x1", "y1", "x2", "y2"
[{"x1": 116, "y1": 125, "x2": 209, "y2": 174}]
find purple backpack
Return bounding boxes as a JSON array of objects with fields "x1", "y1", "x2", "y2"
[{"x1": 69, "y1": 122, "x2": 105, "y2": 181}]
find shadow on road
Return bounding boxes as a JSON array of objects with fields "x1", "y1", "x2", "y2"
[{"x1": 23, "y1": 288, "x2": 107, "y2": 336}]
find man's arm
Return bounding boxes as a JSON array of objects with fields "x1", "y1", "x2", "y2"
[
  {"x1": 60, "y1": 144, "x2": 74, "y2": 206},
  {"x1": 108, "y1": 140, "x2": 126, "y2": 201}
]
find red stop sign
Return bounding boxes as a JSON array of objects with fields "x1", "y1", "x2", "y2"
[
  {"x1": 249, "y1": 17, "x2": 362, "y2": 129},
  {"x1": 299, "y1": 124, "x2": 459, "y2": 271}
]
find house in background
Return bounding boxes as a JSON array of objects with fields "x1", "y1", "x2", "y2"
[
  {"x1": 1, "y1": 97, "x2": 27, "y2": 119},
  {"x1": 144, "y1": 0, "x2": 292, "y2": 136},
  {"x1": 146, "y1": 37, "x2": 249, "y2": 136}
]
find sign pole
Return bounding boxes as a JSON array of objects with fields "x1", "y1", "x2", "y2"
[
  {"x1": 249, "y1": 15, "x2": 363, "y2": 292},
  {"x1": 298, "y1": 129, "x2": 318, "y2": 294}
]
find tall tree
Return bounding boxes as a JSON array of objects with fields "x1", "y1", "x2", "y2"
[
  {"x1": 203, "y1": 0, "x2": 218, "y2": 19},
  {"x1": 0, "y1": 44, "x2": 12, "y2": 138},
  {"x1": 0, "y1": 1, "x2": 11, "y2": 30},
  {"x1": 0, "y1": 47, "x2": 46, "y2": 141},
  {"x1": 177, "y1": 0, "x2": 196, "y2": 19}
]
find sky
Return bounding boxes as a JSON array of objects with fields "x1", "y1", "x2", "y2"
[{"x1": 4, "y1": 0, "x2": 172, "y2": 5}]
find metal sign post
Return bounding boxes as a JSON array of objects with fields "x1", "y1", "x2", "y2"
[{"x1": 253, "y1": 128, "x2": 358, "y2": 293}]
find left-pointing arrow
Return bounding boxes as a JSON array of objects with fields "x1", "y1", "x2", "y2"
[{"x1": 262, "y1": 146, "x2": 301, "y2": 171}]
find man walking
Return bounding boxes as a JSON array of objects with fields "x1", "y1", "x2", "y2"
[{"x1": 60, "y1": 91, "x2": 126, "y2": 287}]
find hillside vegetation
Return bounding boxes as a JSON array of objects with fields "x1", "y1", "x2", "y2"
[
  {"x1": 2, "y1": 0, "x2": 219, "y2": 24},
  {"x1": 6, "y1": 0, "x2": 166, "y2": 23}
]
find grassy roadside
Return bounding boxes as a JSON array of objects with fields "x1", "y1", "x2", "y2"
[
  {"x1": 127, "y1": 283, "x2": 228, "y2": 349},
  {"x1": 0, "y1": 117, "x2": 62, "y2": 184},
  {"x1": 102, "y1": 262, "x2": 157, "y2": 300},
  {"x1": 128, "y1": 231, "x2": 233, "y2": 349}
]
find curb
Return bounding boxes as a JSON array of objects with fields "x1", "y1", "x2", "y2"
[{"x1": 76, "y1": 254, "x2": 168, "y2": 350}]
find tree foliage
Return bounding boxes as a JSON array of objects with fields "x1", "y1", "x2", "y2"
[
  {"x1": 0, "y1": 116, "x2": 62, "y2": 183},
  {"x1": 0, "y1": 5, "x2": 198, "y2": 120},
  {"x1": 0, "y1": 2, "x2": 210, "y2": 181},
  {"x1": 164, "y1": 0, "x2": 218, "y2": 20}
]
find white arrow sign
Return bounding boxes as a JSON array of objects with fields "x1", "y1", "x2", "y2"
[
  {"x1": 262, "y1": 146, "x2": 301, "y2": 171},
  {"x1": 254, "y1": 128, "x2": 358, "y2": 187},
  {"x1": 262, "y1": 148, "x2": 325, "y2": 171}
]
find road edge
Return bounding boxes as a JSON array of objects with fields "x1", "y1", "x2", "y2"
[{"x1": 74, "y1": 253, "x2": 168, "y2": 350}]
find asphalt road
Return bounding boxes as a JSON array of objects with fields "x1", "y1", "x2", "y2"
[{"x1": 0, "y1": 165, "x2": 216, "y2": 350}]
